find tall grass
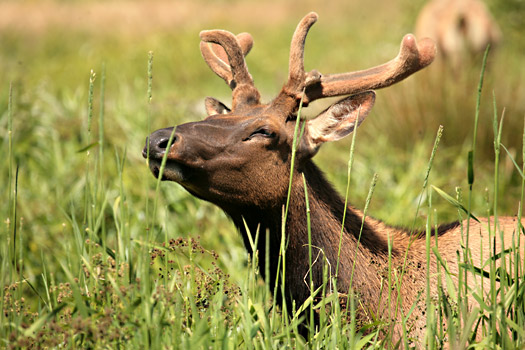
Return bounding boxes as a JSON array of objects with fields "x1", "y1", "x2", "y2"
[
  {"x1": 3, "y1": 60, "x2": 523, "y2": 350},
  {"x1": 1, "y1": 2, "x2": 524, "y2": 348}
]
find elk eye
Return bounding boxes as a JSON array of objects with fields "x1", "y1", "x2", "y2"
[{"x1": 245, "y1": 127, "x2": 275, "y2": 140}]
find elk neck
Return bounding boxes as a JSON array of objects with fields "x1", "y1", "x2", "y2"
[{"x1": 218, "y1": 159, "x2": 407, "y2": 309}]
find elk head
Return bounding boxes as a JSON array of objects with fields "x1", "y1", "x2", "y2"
[{"x1": 143, "y1": 12, "x2": 436, "y2": 212}]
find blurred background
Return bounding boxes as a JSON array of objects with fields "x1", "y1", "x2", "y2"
[{"x1": 1, "y1": 0, "x2": 524, "y2": 292}]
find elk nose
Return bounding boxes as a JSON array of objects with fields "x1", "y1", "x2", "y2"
[{"x1": 143, "y1": 127, "x2": 178, "y2": 159}]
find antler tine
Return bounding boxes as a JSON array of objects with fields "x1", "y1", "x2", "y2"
[
  {"x1": 200, "y1": 30, "x2": 253, "y2": 89},
  {"x1": 304, "y1": 34, "x2": 437, "y2": 103},
  {"x1": 200, "y1": 30, "x2": 260, "y2": 108},
  {"x1": 200, "y1": 32, "x2": 253, "y2": 88},
  {"x1": 215, "y1": 33, "x2": 253, "y2": 62},
  {"x1": 284, "y1": 12, "x2": 319, "y2": 94}
]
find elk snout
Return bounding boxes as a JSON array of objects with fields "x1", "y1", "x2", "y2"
[{"x1": 143, "y1": 127, "x2": 179, "y2": 159}]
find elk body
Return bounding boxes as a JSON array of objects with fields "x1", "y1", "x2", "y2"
[
  {"x1": 144, "y1": 13, "x2": 522, "y2": 345},
  {"x1": 415, "y1": 0, "x2": 502, "y2": 69}
]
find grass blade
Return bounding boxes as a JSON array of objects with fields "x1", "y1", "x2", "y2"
[{"x1": 431, "y1": 185, "x2": 480, "y2": 222}]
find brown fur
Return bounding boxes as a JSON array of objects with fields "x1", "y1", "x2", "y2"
[{"x1": 143, "y1": 13, "x2": 522, "y2": 347}]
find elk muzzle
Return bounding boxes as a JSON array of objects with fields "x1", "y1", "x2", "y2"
[
  {"x1": 143, "y1": 127, "x2": 176, "y2": 159},
  {"x1": 143, "y1": 127, "x2": 191, "y2": 183}
]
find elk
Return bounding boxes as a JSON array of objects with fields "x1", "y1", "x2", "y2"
[
  {"x1": 415, "y1": 0, "x2": 502, "y2": 69},
  {"x1": 144, "y1": 12, "x2": 522, "y2": 345}
]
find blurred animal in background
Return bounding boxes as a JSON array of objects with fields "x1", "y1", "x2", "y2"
[{"x1": 415, "y1": 0, "x2": 502, "y2": 70}]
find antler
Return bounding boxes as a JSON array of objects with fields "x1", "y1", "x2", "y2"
[
  {"x1": 200, "y1": 32, "x2": 253, "y2": 87},
  {"x1": 199, "y1": 13, "x2": 436, "y2": 114},
  {"x1": 304, "y1": 35, "x2": 436, "y2": 103},
  {"x1": 282, "y1": 12, "x2": 319, "y2": 94},
  {"x1": 279, "y1": 12, "x2": 437, "y2": 108},
  {"x1": 200, "y1": 30, "x2": 260, "y2": 108}
]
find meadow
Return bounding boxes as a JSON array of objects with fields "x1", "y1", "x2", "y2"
[{"x1": 1, "y1": 0, "x2": 525, "y2": 348}]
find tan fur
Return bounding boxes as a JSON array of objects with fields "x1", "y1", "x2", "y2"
[{"x1": 415, "y1": 0, "x2": 502, "y2": 69}]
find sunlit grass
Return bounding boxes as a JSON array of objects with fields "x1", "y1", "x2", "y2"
[{"x1": 1, "y1": 1, "x2": 524, "y2": 348}]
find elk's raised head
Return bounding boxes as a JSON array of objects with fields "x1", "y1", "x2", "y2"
[{"x1": 143, "y1": 12, "x2": 436, "y2": 211}]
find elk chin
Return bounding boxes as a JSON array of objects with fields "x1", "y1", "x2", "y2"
[{"x1": 148, "y1": 159, "x2": 190, "y2": 183}]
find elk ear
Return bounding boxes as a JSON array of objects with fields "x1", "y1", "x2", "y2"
[
  {"x1": 205, "y1": 97, "x2": 231, "y2": 116},
  {"x1": 304, "y1": 91, "x2": 375, "y2": 153}
]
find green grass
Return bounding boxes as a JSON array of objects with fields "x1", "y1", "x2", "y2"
[{"x1": 1, "y1": 0, "x2": 525, "y2": 348}]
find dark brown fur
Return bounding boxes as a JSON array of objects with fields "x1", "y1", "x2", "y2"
[{"x1": 144, "y1": 13, "x2": 522, "y2": 346}]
